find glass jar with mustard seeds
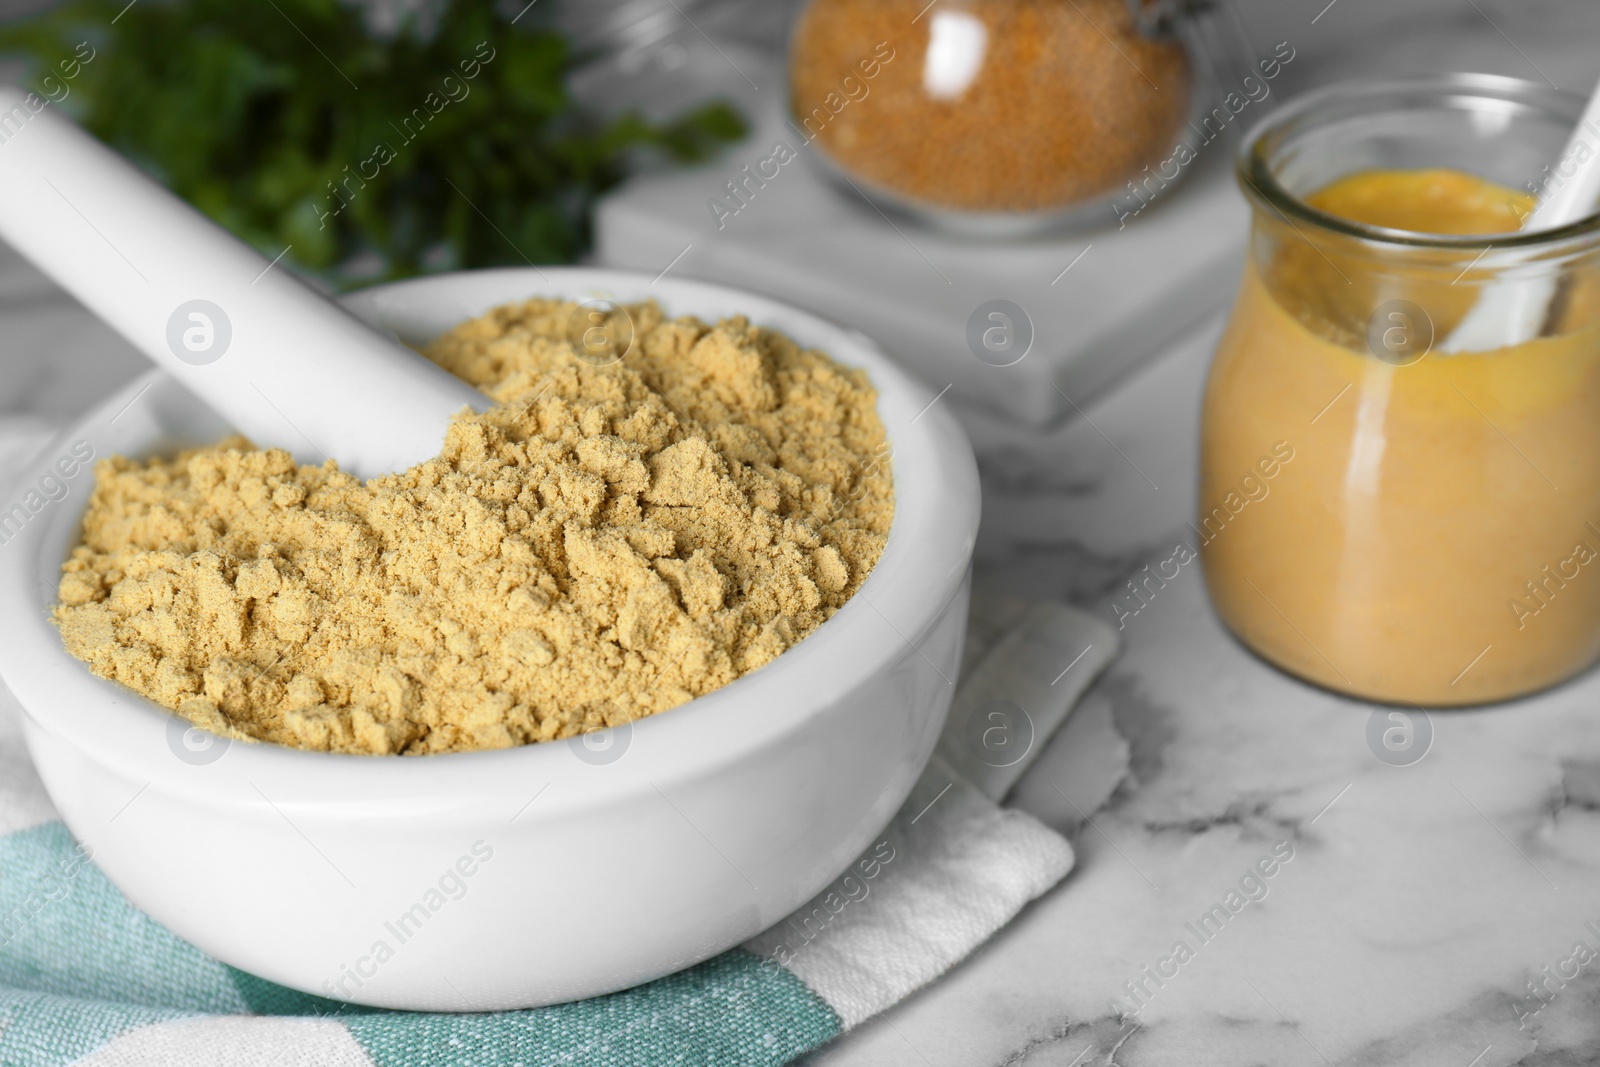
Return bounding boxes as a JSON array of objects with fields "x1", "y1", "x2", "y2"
[{"x1": 787, "y1": 0, "x2": 1267, "y2": 234}]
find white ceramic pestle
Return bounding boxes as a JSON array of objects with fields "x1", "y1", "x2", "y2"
[
  {"x1": 1442, "y1": 76, "x2": 1600, "y2": 353},
  {"x1": 0, "y1": 86, "x2": 486, "y2": 480}
]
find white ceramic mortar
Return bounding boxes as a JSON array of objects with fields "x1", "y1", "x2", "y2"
[{"x1": 0, "y1": 268, "x2": 980, "y2": 1011}]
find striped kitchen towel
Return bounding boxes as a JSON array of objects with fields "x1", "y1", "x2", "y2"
[{"x1": 0, "y1": 420, "x2": 1118, "y2": 1067}]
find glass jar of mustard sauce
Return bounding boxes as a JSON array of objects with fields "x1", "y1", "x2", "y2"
[
  {"x1": 1200, "y1": 74, "x2": 1600, "y2": 706},
  {"x1": 787, "y1": 0, "x2": 1268, "y2": 234}
]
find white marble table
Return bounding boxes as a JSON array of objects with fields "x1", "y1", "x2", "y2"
[
  {"x1": 5, "y1": 3, "x2": 1600, "y2": 1064},
  {"x1": 812, "y1": 312, "x2": 1600, "y2": 1067}
]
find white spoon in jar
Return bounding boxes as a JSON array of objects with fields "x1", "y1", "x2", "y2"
[
  {"x1": 1441, "y1": 77, "x2": 1600, "y2": 353},
  {"x1": 0, "y1": 86, "x2": 487, "y2": 480}
]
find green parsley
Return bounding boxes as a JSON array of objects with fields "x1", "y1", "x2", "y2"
[{"x1": 0, "y1": 0, "x2": 744, "y2": 284}]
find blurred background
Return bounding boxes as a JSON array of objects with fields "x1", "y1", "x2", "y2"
[{"x1": 0, "y1": 0, "x2": 1596, "y2": 429}]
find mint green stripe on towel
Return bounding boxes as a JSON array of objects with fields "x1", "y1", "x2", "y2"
[
  {"x1": 344, "y1": 951, "x2": 839, "y2": 1067},
  {"x1": 2, "y1": 822, "x2": 841, "y2": 1066},
  {"x1": 0, "y1": 822, "x2": 246, "y2": 1015},
  {"x1": 226, "y1": 965, "x2": 379, "y2": 1018},
  {"x1": 0, "y1": 990, "x2": 191, "y2": 1067}
]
